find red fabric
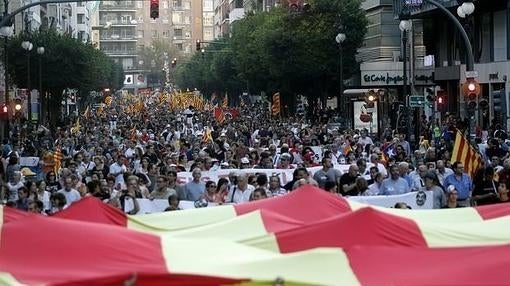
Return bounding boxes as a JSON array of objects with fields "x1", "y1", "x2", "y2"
[
  {"x1": 276, "y1": 208, "x2": 426, "y2": 253},
  {"x1": 347, "y1": 244, "x2": 510, "y2": 286},
  {"x1": 53, "y1": 197, "x2": 127, "y2": 227},
  {"x1": 234, "y1": 186, "x2": 352, "y2": 223},
  {"x1": 475, "y1": 203, "x2": 510, "y2": 220},
  {"x1": 259, "y1": 209, "x2": 304, "y2": 233},
  {"x1": 52, "y1": 273, "x2": 244, "y2": 286},
  {"x1": 3, "y1": 206, "x2": 31, "y2": 223},
  {"x1": 0, "y1": 216, "x2": 166, "y2": 285}
]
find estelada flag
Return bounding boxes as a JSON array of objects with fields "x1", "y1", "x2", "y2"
[
  {"x1": 272, "y1": 92, "x2": 280, "y2": 116},
  {"x1": 450, "y1": 130, "x2": 484, "y2": 178}
]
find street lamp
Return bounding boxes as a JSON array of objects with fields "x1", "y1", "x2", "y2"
[
  {"x1": 399, "y1": 18, "x2": 411, "y2": 142},
  {"x1": 457, "y1": 1, "x2": 475, "y2": 18},
  {"x1": 37, "y1": 46, "x2": 44, "y2": 124},
  {"x1": 21, "y1": 40, "x2": 33, "y2": 124},
  {"x1": 335, "y1": 32, "x2": 346, "y2": 115}
]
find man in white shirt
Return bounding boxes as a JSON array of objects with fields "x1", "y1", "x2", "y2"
[
  {"x1": 227, "y1": 174, "x2": 255, "y2": 204},
  {"x1": 109, "y1": 154, "x2": 127, "y2": 188},
  {"x1": 368, "y1": 154, "x2": 388, "y2": 178},
  {"x1": 57, "y1": 177, "x2": 81, "y2": 206}
]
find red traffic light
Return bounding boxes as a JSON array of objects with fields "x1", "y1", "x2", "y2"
[
  {"x1": 196, "y1": 40, "x2": 201, "y2": 51},
  {"x1": 150, "y1": 0, "x2": 159, "y2": 19},
  {"x1": 463, "y1": 78, "x2": 480, "y2": 98},
  {"x1": 437, "y1": 96, "x2": 443, "y2": 105},
  {"x1": 1, "y1": 105, "x2": 7, "y2": 113}
]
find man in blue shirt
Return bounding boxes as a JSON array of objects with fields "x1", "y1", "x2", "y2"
[
  {"x1": 443, "y1": 161, "x2": 473, "y2": 207},
  {"x1": 379, "y1": 165, "x2": 410, "y2": 196}
]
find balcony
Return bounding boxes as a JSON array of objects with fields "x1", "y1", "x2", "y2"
[
  {"x1": 101, "y1": 49, "x2": 138, "y2": 57},
  {"x1": 100, "y1": 35, "x2": 137, "y2": 41},
  {"x1": 99, "y1": 4, "x2": 137, "y2": 11},
  {"x1": 99, "y1": 20, "x2": 137, "y2": 26}
]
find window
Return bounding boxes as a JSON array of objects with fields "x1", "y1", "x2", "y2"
[
  {"x1": 163, "y1": 30, "x2": 170, "y2": 38},
  {"x1": 203, "y1": 27, "x2": 213, "y2": 41},
  {"x1": 77, "y1": 14, "x2": 85, "y2": 24},
  {"x1": 151, "y1": 30, "x2": 158, "y2": 38},
  {"x1": 203, "y1": 0, "x2": 213, "y2": 11},
  {"x1": 78, "y1": 31, "x2": 85, "y2": 41},
  {"x1": 172, "y1": 12, "x2": 183, "y2": 24},
  {"x1": 136, "y1": 1, "x2": 143, "y2": 8},
  {"x1": 173, "y1": 0, "x2": 182, "y2": 8},
  {"x1": 176, "y1": 43, "x2": 183, "y2": 51},
  {"x1": 137, "y1": 30, "x2": 144, "y2": 38},
  {"x1": 162, "y1": 1, "x2": 168, "y2": 9},
  {"x1": 174, "y1": 28, "x2": 183, "y2": 37},
  {"x1": 203, "y1": 14, "x2": 213, "y2": 26}
]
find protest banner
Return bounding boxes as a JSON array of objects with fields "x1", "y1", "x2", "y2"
[
  {"x1": 176, "y1": 165, "x2": 351, "y2": 185},
  {"x1": 348, "y1": 190, "x2": 433, "y2": 209}
]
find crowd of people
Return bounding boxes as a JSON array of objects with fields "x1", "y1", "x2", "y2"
[{"x1": 1, "y1": 92, "x2": 509, "y2": 215}]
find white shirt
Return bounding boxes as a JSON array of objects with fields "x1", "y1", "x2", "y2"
[
  {"x1": 227, "y1": 185, "x2": 255, "y2": 204},
  {"x1": 368, "y1": 162, "x2": 388, "y2": 178},
  {"x1": 57, "y1": 188, "x2": 81, "y2": 206},
  {"x1": 109, "y1": 162, "x2": 127, "y2": 186}
]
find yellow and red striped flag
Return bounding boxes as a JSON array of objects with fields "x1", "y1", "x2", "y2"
[
  {"x1": 222, "y1": 93, "x2": 228, "y2": 108},
  {"x1": 53, "y1": 146, "x2": 63, "y2": 175},
  {"x1": 450, "y1": 130, "x2": 483, "y2": 178},
  {"x1": 272, "y1": 92, "x2": 280, "y2": 116}
]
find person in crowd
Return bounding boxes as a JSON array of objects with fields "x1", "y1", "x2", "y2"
[
  {"x1": 339, "y1": 164, "x2": 360, "y2": 196},
  {"x1": 164, "y1": 195, "x2": 180, "y2": 211},
  {"x1": 420, "y1": 171, "x2": 446, "y2": 209},
  {"x1": 379, "y1": 165, "x2": 410, "y2": 196},
  {"x1": 354, "y1": 177, "x2": 369, "y2": 196},
  {"x1": 49, "y1": 192, "x2": 67, "y2": 214},
  {"x1": 313, "y1": 157, "x2": 342, "y2": 189},
  {"x1": 57, "y1": 176, "x2": 81, "y2": 207},
  {"x1": 15, "y1": 187, "x2": 30, "y2": 211},
  {"x1": 497, "y1": 181, "x2": 510, "y2": 203},
  {"x1": 250, "y1": 188, "x2": 268, "y2": 201},
  {"x1": 435, "y1": 160, "x2": 453, "y2": 186},
  {"x1": 185, "y1": 168, "x2": 205, "y2": 201},
  {"x1": 27, "y1": 200, "x2": 45, "y2": 215},
  {"x1": 472, "y1": 167, "x2": 499, "y2": 206},
  {"x1": 227, "y1": 174, "x2": 254, "y2": 203},
  {"x1": 443, "y1": 161, "x2": 474, "y2": 207},
  {"x1": 366, "y1": 172, "x2": 383, "y2": 196},
  {"x1": 394, "y1": 202, "x2": 411, "y2": 209},
  {"x1": 215, "y1": 178, "x2": 230, "y2": 204},
  {"x1": 442, "y1": 185, "x2": 463, "y2": 208},
  {"x1": 202, "y1": 180, "x2": 218, "y2": 202},
  {"x1": 267, "y1": 175, "x2": 287, "y2": 197},
  {"x1": 7, "y1": 171, "x2": 24, "y2": 202},
  {"x1": 147, "y1": 175, "x2": 174, "y2": 200}
]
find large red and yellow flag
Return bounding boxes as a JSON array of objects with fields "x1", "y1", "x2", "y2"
[
  {"x1": 53, "y1": 145, "x2": 63, "y2": 175},
  {"x1": 451, "y1": 130, "x2": 484, "y2": 177},
  {"x1": 272, "y1": 92, "x2": 280, "y2": 116},
  {"x1": 3, "y1": 186, "x2": 510, "y2": 285}
]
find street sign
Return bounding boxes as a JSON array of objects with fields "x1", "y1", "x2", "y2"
[
  {"x1": 405, "y1": 0, "x2": 423, "y2": 6},
  {"x1": 409, "y1": 95, "x2": 425, "y2": 108}
]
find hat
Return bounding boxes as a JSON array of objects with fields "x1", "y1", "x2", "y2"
[
  {"x1": 447, "y1": 185, "x2": 456, "y2": 193},
  {"x1": 21, "y1": 167, "x2": 36, "y2": 177},
  {"x1": 241, "y1": 157, "x2": 250, "y2": 164}
]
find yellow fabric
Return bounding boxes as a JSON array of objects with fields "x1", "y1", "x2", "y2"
[
  {"x1": 0, "y1": 272, "x2": 25, "y2": 286},
  {"x1": 127, "y1": 205, "x2": 237, "y2": 233},
  {"x1": 171, "y1": 211, "x2": 269, "y2": 242},
  {"x1": 419, "y1": 216, "x2": 510, "y2": 247},
  {"x1": 161, "y1": 237, "x2": 360, "y2": 286},
  {"x1": 347, "y1": 201, "x2": 484, "y2": 223}
]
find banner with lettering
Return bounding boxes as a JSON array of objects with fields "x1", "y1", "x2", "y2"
[{"x1": 348, "y1": 190, "x2": 433, "y2": 209}]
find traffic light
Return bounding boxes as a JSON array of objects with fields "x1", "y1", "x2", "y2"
[
  {"x1": 14, "y1": 98, "x2": 22, "y2": 118},
  {"x1": 437, "y1": 90, "x2": 447, "y2": 112},
  {"x1": 288, "y1": 0, "x2": 300, "y2": 11},
  {"x1": 0, "y1": 104, "x2": 8, "y2": 119},
  {"x1": 150, "y1": 0, "x2": 159, "y2": 19},
  {"x1": 493, "y1": 89, "x2": 507, "y2": 117},
  {"x1": 171, "y1": 58, "x2": 177, "y2": 68},
  {"x1": 463, "y1": 78, "x2": 480, "y2": 109},
  {"x1": 196, "y1": 40, "x2": 201, "y2": 52}
]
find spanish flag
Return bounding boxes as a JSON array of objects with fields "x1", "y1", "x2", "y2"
[{"x1": 450, "y1": 130, "x2": 483, "y2": 178}]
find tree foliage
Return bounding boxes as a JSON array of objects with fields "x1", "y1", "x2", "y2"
[
  {"x1": 138, "y1": 39, "x2": 181, "y2": 86},
  {"x1": 175, "y1": 0, "x2": 367, "y2": 107},
  {"x1": 6, "y1": 30, "x2": 123, "y2": 124}
]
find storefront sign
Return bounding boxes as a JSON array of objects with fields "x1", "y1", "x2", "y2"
[{"x1": 361, "y1": 71, "x2": 434, "y2": 86}]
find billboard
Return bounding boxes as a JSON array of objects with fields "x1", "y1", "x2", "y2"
[{"x1": 353, "y1": 101, "x2": 378, "y2": 134}]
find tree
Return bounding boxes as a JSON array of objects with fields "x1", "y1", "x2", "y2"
[
  {"x1": 174, "y1": 0, "x2": 367, "y2": 111},
  {"x1": 6, "y1": 30, "x2": 122, "y2": 126},
  {"x1": 137, "y1": 39, "x2": 180, "y2": 87}
]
